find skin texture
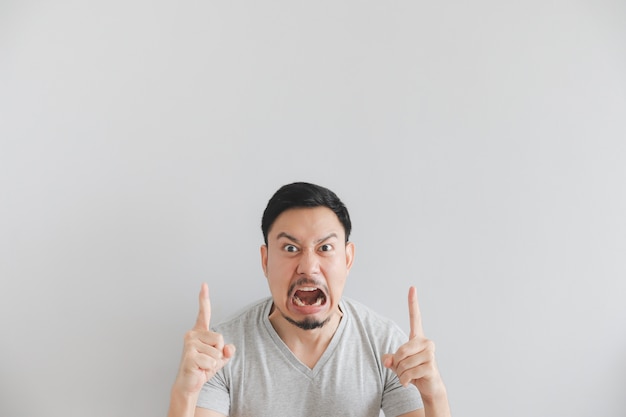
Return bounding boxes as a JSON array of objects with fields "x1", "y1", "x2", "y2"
[{"x1": 168, "y1": 207, "x2": 451, "y2": 417}]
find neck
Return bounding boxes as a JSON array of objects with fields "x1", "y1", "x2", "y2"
[{"x1": 268, "y1": 304, "x2": 343, "y2": 368}]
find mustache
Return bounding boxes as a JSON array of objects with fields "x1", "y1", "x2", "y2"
[{"x1": 288, "y1": 277, "x2": 329, "y2": 296}]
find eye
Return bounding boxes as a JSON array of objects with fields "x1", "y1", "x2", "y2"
[
  {"x1": 284, "y1": 244, "x2": 299, "y2": 253},
  {"x1": 319, "y1": 244, "x2": 333, "y2": 252}
]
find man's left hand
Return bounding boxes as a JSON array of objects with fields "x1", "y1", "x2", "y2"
[{"x1": 382, "y1": 287, "x2": 447, "y2": 400}]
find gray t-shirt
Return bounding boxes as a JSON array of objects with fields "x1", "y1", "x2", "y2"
[{"x1": 197, "y1": 297, "x2": 423, "y2": 417}]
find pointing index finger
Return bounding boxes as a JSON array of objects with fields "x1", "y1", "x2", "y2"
[
  {"x1": 194, "y1": 283, "x2": 211, "y2": 330},
  {"x1": 408, "y1": 286, "x2": 424, "y2": 339}
]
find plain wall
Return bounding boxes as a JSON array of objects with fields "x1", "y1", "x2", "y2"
[{"x1": 1, "y1": 1, "x2": 625, "y2": 416}]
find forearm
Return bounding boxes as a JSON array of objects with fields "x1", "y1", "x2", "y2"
[
  {"x1": 422, "y1": 388, "x2": 451, "y2": 417},
  {"x1": 167, "y1": 387, "x2": 199, "y2": 417}
]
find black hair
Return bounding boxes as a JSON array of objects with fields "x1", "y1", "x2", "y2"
[{"x1": 261, "y1": 182, "x2": 352, "y2": 244}]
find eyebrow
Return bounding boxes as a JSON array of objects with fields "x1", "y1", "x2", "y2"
[
  {"x1": 275, "y1": 232, "x2": 338, "y2": 244},
  {"x1": 276, "y1": 232, "x2": 300, "y2": 244}
]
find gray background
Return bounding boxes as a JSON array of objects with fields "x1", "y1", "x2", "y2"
[{"x1": 1, "y1": 1, "x2": 625, "y2": 416}]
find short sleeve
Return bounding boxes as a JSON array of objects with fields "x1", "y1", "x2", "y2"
[{"x1": 196, "y1": 368, "x2": 231, "y2": 415}]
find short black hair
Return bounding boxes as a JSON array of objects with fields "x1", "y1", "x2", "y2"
[{"x1": 261, "y1": 182, "x2": 352, "y2": 245}]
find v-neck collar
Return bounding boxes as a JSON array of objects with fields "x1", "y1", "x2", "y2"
[{"x1": 262, "y1": 298, "x2": 348, "y2": 378}]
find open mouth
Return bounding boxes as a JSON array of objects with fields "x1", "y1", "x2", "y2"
[{"x1": 292, "y1": 287, "x2": 327, "y2": 307}]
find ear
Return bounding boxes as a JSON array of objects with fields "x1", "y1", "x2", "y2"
[
  {"x1": 260, "y1": 244, "x2": 269, "y2": 277},
  {"x1": 345, "y1": 241, "x2": 355, "y2": 272}
]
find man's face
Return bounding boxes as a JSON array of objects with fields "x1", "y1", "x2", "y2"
[{"x1": 261, "y1": 206, "x2": 355, "y2": 330}]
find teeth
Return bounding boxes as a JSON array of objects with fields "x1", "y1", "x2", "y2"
[
  {"x1": 299, "y1": 287, "x2": 317, "y2": 291},
  {"x1": 293, "y1": 295, "x2": 324, "y2": 307}
]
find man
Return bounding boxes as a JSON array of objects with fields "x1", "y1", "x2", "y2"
[{"x1": 168, "y1": 182, "x2": 451, "y2": 417}]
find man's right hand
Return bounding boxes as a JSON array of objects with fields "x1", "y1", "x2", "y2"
[{"x1": 172, "y1": 283, "x2": 236, "y2": 395}]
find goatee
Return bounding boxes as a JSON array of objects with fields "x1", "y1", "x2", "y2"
[{"x1": 283, "y1": 314, "x2": 330, "y2": 330}]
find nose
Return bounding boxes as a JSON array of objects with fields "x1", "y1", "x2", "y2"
[{"x1": 296, "y1": 250, "x2": 320, "y2": 276}]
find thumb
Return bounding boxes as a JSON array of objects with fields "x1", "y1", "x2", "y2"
[
  {"x1": 223, "y1": 344, "x2": 236, "y2": 359},
  {"x1": 382, "y1": 353, "x2": 394, "y2": 369}
]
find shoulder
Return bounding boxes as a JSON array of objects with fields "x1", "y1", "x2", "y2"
[
  {"x1": 341, "y1": 297, "x2": 408, "y2": 347},
  {"x1": 211, "y1": 297, "x2": 271, "y2": 341},
  {"x1": 342, "y1": 297, "x2": 401, "y2": 329}
]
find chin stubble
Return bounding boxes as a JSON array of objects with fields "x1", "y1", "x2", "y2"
[{"x1": 282, "y1": 313, "x2": 330, "y2": 330}]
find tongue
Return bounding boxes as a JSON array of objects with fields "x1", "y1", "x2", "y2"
[{"x1": 295, "y1": 289, "x2": 322, "y2": 305}]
